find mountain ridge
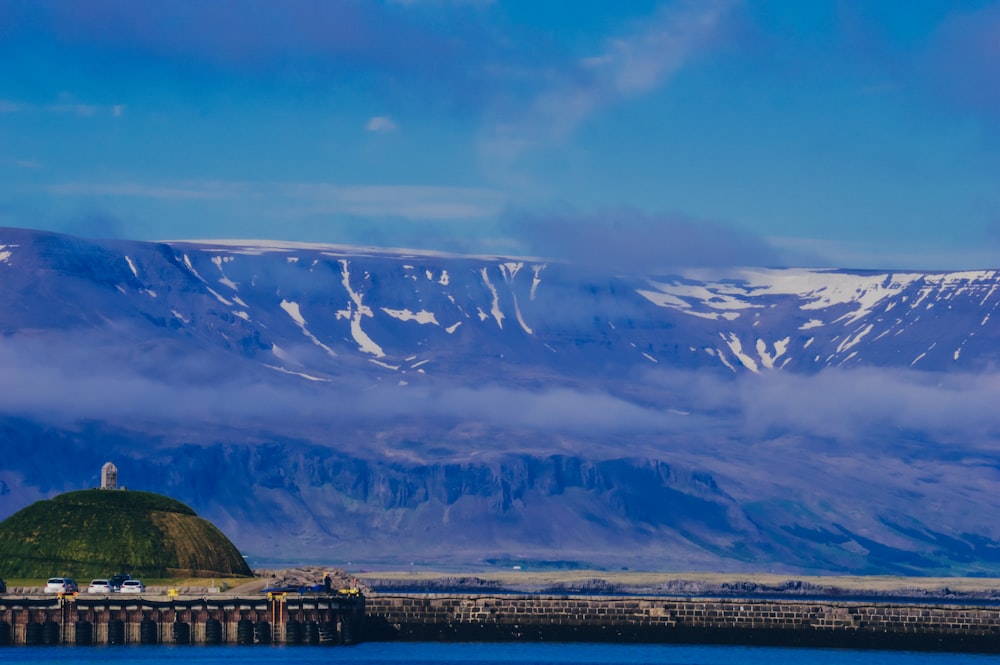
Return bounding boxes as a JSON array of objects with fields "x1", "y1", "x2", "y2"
[{"x1": 2, "y1": 226, "x2": 999, "y2": 575}]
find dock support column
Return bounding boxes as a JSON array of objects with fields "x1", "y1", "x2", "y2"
[{"x1": 268, "y1": 592, "x2": 286, "y2": 644}]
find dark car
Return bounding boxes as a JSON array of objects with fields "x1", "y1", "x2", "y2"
[
  {"x1": 109, "y1": 574, "x2": 132, "y2": 592},
  {"x1": 0, "y1": 577, "x2": 6, "y2": 593},
  {"x1": 263, "y1": 584, "x2": 324, "y2": 594}
]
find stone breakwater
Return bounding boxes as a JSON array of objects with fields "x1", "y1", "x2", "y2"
[{"x1": 365, "y1": 594, "x2": 1000, "y2": 652}]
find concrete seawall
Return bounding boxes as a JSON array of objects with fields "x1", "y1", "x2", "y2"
[{"x1": 366, "y1": 594, "x2": 1000, "y2": 653}]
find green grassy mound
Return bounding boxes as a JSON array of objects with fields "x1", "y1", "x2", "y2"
[{"x1": 0, "y1": 489, "x2": 253, "y2": 579}]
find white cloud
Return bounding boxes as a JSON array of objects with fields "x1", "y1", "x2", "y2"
[
  {"x1": 769, "y1": 236, "x2": 1000, "y2": 271},
  {"x1": 0, "y1": 98, "x2": 126, "y2": 117},
  {"x1": 598, "y1": 1, "x2": 734, "y2": 96},
  {"x1": 48, "y1": 181, "x2": 243, "y2": 200},
  {"x1": 275, "y1": 183, "x2": 503, "y2": 219},
  {"x1": 46, "y1": 180, "x2": 506, "y2": 220},
  {"x1": 366, "y1": 115, "x2": 399, "y2": 133},
  {"x1": 481, "y1": 0, "x2": 736, "y2": 161},
  {"x1": 387, "y1": 0, "x2": 496, "y2": 6}
]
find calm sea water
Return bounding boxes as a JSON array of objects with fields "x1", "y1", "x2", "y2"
[{"x1": 0, "y1": 643, "x2": 995, "y2": 665}]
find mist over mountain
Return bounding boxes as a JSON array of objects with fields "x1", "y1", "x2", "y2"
[{"x1": 2, "y1": 226, "x2": 1000, "y2": 575}]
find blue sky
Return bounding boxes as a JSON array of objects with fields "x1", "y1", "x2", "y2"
[{"x1": 1, "y1": 0, "x2": 999, "y2": 270}]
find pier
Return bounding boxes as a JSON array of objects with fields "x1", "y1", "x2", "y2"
[
  {"x1": 7, "y1": 589, "x2": 1000, "y2": 652},
  {"x1": 0, "y1": 591, "x2": 365, "y2": 646}
]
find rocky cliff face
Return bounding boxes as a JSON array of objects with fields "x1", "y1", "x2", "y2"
[{"x1": 2, "y1": 227, "x2": 1000, "y2": 574}]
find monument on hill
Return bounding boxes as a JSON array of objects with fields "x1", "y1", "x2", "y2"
[{"x1": 101, "y1": 462, "x2": 118, "y2": 490}]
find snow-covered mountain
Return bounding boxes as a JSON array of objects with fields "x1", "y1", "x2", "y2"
[{"x1": 2, "y1": 226, "x2": 1000, "y2": 575}]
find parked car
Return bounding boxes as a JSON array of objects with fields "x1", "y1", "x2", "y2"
[
  {"x1": 119, "y1": 579, "x2": 145, "y2": 593},
  {"x1": 87, "y1": 579, "x2": 112, "y2": 594},
  {"x1": 263, "y1": 583, "x2": 323, "y2": 594},
  {"x1": 109, "y1": 573, "x2": 132, "y2": 592},
  {"x1": 44, "y1": 577, "x2": 79, "y2": 594}
]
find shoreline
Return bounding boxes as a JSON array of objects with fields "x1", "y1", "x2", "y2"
[
  {"x1": 9, "y1": 567, "x2": 999, "y2": 603},
  {"x1": 5, "y1": 568, "x2": 1000, "y2": 652},
  {"x1": 353, "y1": 570, "x2": 1000, "y2": 602}
]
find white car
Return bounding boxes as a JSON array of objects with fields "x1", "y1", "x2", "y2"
[
  {"x1": 44, "y1": 577, "x2": 79, "y2": 594},
  {"x1": 119, "y1": 580, "x2": 146, "y2": 593},
  {"x1": 87, "y1": 579, "x2": 112, "y2": 594}
]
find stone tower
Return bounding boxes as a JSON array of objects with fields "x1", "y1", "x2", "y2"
[{"x1": 101, "y1": 462, "x2": 118, "y2": 490}]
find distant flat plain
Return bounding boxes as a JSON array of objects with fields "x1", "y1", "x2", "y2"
[
  {"x1": 9, "y1": 570, "x2": 999, "y2": 598},
  {"x1": 354, "y1": 570, "x2": 1000, "y2": 596}
]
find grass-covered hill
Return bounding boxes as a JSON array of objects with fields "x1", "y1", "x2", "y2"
[{"x1": 0, "y1": 489, "x2": 253, "y2": 579}]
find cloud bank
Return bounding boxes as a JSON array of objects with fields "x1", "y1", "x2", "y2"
[
  {"x1": 3, "y1": 330, "x2": 1000, "y2": 458},
  {"x1": 503, "y1": 207, "x2": 784, "y2": 272}
]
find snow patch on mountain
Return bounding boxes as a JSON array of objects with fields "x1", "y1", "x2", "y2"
[
  {"x1": 211, "y1": 255, "x2": 239, "y2": 290},
  {"x1": 0, "y1": 243, "x2": 16, "y2": 264},
  {"x1": 722, "y1": 333, "x2": 758, "y2": 373},
  {"x1": 530, "y1": 265, "x2": 544, "y2": 301},
  {"x1": 500, "y1": 262, "x2": 534, "y2": 335},
  {"x1": 266, "y1": 364, "x2": 331, "y2": 382},
  {"x1": 480, "y1": 267, "x2": 504, "y2": 330},
  {"x1": 836, "y1": 324, "x2": 875, "y2": 354},
  {"x1": 180, "y1": 252, "x2": 234, "y2": 306},
  {"x1": 756, "y1": 337, "x2": 790, "y2": 369},
  {"x1": 638, "y1": 279, "x2": 758, "y2": 317},
  {"x1": 281, "y1": 299, "x2": 338, "y2": 358},
  {"x1": 280, "y1": 299, "x2": 306, "y2": 327},
  {"x1": 382, "y1": 308, "x2": 439, "y2": 325},
  {"x1": 336, "y1": 259, "x2": 384, "y2": 357}
]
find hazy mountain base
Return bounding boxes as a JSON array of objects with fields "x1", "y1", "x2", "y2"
[{"x1": 2, "y1": 415, "x2": 999, "y2": 577}]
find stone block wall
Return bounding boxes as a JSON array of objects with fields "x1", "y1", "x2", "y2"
[{"x1": 365, "y1": 594, "x2": 1000, "y2": 652}]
